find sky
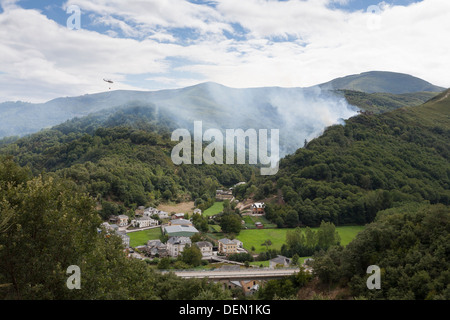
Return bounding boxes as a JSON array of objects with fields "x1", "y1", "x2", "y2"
[{"x1": 0, "y1": 0, "x2": 449, "y2": 103}]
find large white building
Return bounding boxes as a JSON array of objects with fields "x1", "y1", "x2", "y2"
[{"x1": 131, "y1": 216, "x2": 159, "y2": 228}]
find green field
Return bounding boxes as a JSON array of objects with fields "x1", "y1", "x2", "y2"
[
  {"x1": 128, "y1": 228, "x2": 162, "y2": 247},
  {"x1": 203, "y1": 202, "x2": 224, "y2": 217},
  {"x1": 243, "y1": 215, "x2": 277, "y2": 229},
  {"x1": 237, "y1": 226, "x2": 365, "y2": 253}
]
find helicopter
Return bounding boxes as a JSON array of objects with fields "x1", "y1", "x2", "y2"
[{"x1": 103, "y1": 78, "x2": 114, "y2": 90}]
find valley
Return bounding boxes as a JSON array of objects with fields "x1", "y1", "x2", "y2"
[{"x1": 0, "y1": 71, "x2": 448, "y2": 301}]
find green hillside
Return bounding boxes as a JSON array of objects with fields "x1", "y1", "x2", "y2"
[
  {"x1": 0, "y1": 105, "x2": 255, "y2": 217},
  {"x1": 248, "y1": 89, "x2": 450, "y2": 227},
  {"x1": 339, "y1": 90, "x2": 440, "y2": 114}
]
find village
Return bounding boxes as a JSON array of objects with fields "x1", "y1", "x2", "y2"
[{"x1": 99, "y1": 184, "x2": 314, "y2": 296}]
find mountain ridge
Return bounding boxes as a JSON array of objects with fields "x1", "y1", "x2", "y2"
[
  {"x1": 0, "y1": 71, "x2": 445, "y2": 148},
  {"x1": 319, "y1": 71, "x2": 445, "y2": 94}
]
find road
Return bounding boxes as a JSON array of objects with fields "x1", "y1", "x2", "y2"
[{"x1": 160, "y1": 268, "x2": 300, "y2": 280}]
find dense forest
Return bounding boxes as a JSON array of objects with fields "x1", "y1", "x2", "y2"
[
  {"x1": 0, "y1": 105, "x2": 255, "y2": 218},
  {"x1": 312, "y1": 202, "x2": 450, "y2": 300},
  {"x1": 234, "y1": 89, "x2": 449, "y2": 228}
]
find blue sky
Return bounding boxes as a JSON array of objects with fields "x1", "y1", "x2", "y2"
[{"x1": 0, "y1": 0, "x2": 448, "y2": 102}]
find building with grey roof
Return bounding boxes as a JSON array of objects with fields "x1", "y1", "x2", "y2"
[
  {"x1": 163, "y1": 225, "x2": 199, "y2": 237},
  {"x1": 167, "y1": 236, "x2": 192, "y2": 257}
]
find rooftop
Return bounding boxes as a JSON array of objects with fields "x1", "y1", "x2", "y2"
[
  {"x1": 167, "y1": 236, "x2": 192, "y2": 245},
  {"x1": 164, "y1": 225, "x2": 199, "y2": 234}
]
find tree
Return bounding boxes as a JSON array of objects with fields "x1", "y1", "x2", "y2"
[
  {"x1": 285, "y1": 209, "x2": 300, "y2": 227},
  {"x1": 192, "y1": 214, "x2": 209, "y2": 233},
  {"x1": 292, "y1": 254, "x2": 300, "y2": 266},
  {"x1": 286, "y1": 228, "x2": 304, "y2": 248},
  {"x1": 190, "y1": 233, "x2": 202, "y2": 243},
  {"x1": 180, "y1": 245, "x2": 203, "y2": 267},
  {"x1": 261, "y1": 239, "x2": 273, "y2": 251},
  {"x1": 317, "y1": 221, "x2": 341, "y2": 249},
  {"x1": 157, "y1": 257, "x2": 172, "y2": 270},
  {"x1": 219, "y1": 213, "x2": 242, "y2": 234}
]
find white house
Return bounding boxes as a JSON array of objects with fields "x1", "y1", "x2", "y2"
[
  {"x1": 251, "y1": 203, "x2": 266, "y2": 215},
  {"x1": 117, "y1": 215, "x2": 129, "y2": 227},
  {"x1": 131, "y1": 216, "x2": 159, "y2": 228},
  {"x1": 195, "y1": 241, "x2": 213, "y2": 257},
  {"x1": 166, "y1": 237, "x2": 192, "y2": 257},
  {"x1": 144, "y1": 207, "x2": 169, "y2": 220},
  {"x1": 158, "y1": 211, "x2": 169, "y2": 219}
]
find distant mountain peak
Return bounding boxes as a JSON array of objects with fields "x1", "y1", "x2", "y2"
[{"x1": 319, "y1": 71, "x2": 445, "y2": 94}]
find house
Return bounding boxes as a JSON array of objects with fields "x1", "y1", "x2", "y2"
[
  {"x1": 117, "y1": 215, "x2": 129, "y2": 227},
  {"x1": 163, "y1": 225, "x2": 199, "y2": 238},
  {"x1": 193, "y1": 209, "x2": 202, "y2": 215},
  {"x1": 146, "y1": 240, "x2": 168, "y2": 257},
  {"x1": 109, "y1": 216, "x2": 119, "y2": 224},
  {"x1": 166, "y1": 237, "x2": 191, "y2": 257},
  {"x1": 144, "y1": 207, "x2": 169, "y2": 220},
  {"x1": 117, "y1": 231, "x2": 130, "y2": 248},
  {"x1": 131, "y1": 216, "x2": 159, "y2": 228},
  {"x1": 233, "y1": 239, "x2": 243, "y2": 249},
  {"x1": 169, "y1": 219, "x2": 192, "y2": 227},
  {"x1": 255, "y1": 222, "x2": 264, "y2": 229},
  {"x1": 101, "y1": 222, "x2": 114, "y2": 231},
  {"x1": 101, "y1": 222, "x2": 119, "y2": 232},
  {"x1": 227, "y1": 280, "x2": 260, "y2": 296},
  {"x1": 216, "y1": 189, "x2": 233, "y2": 200},
  {"x1": 100, "y1": 222, "x2": 129, "y2": 247},
  {"x1": 172, "y1": 213, "x2": 186, "y2": 220},
  {"x1": 269, "y1": 255, "x2": 291, "y2": 269},
  {"x1": 195, "y1": 241, "x2": 213, "y2": 257},
  {"x1": 218, "y1": 238, "x2": 242, "y2": 255},
  {"x1": 251, "y1": 203, "x2": 266, "y2": 215},
  {"x1": 158, "y1": 211, "x2": 169, "y2": 219}
]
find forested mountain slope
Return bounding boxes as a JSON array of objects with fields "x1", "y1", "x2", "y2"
[
  {"x1": 248, "y1": 89, "x2": 450, "y2": 227},
  {"x1": 0, "y1": 105, "x2": 255, "y2": 217}
]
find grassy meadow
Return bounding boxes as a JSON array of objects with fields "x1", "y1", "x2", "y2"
[{"x1": 236, "y1": 225, "x2": 365, "y2": 253}]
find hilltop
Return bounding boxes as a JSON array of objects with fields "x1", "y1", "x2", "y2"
[{"x1": 319, "y1": 71, "x2": 445, "y2": 94}]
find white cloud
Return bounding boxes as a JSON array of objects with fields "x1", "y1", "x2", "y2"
[{"x1": 0, "y1": 0, "x2": 449, "y2": 102}]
